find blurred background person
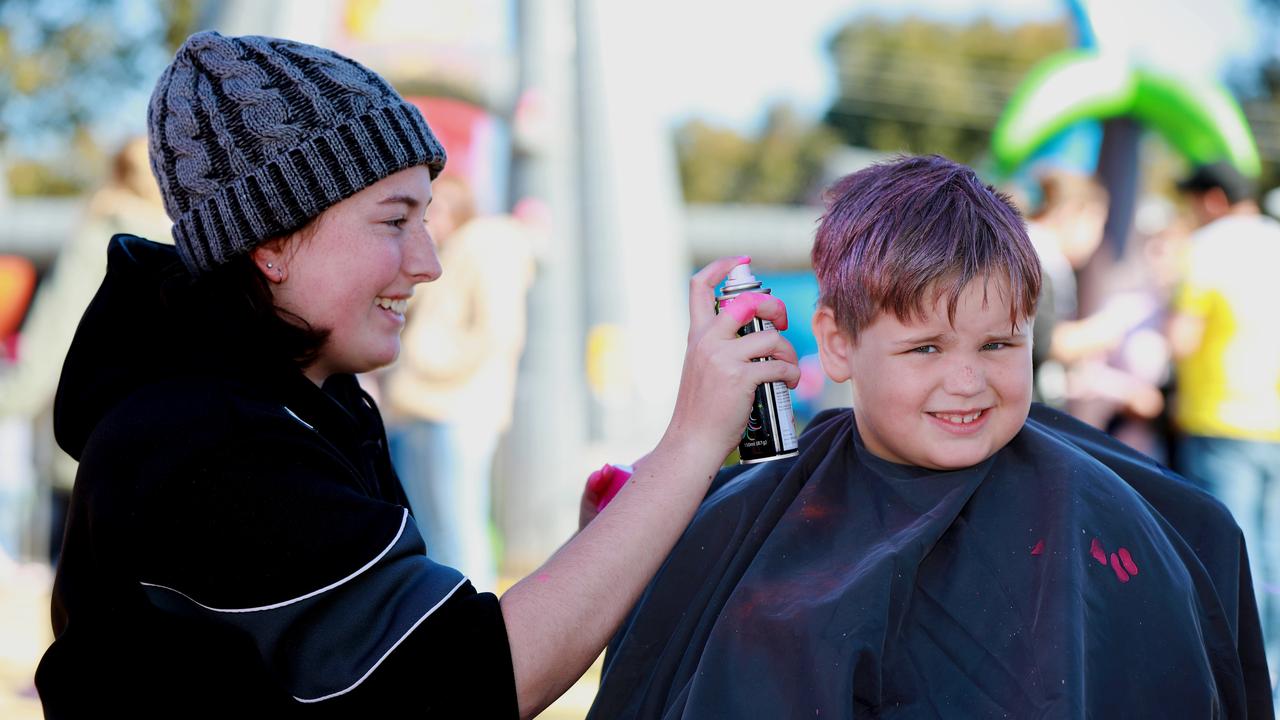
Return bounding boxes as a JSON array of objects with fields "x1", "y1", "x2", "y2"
[
  {"x1": 383, "y1": 174, "x2": 535, "y2": 592},
  {"x1": 1024, "y1": 169, "x2": 1109, "y2": 406},
  {"x1": 0, "y1": 136, "x2": 171, "y2": 566},
  {"x1": 0, "y1": 254, "x2": 37, "y2": 568},
  {"x1": 1170, "y1": 159, "x2": 1280, "y2": 675},
  {"x1": 1063, "y1": 199, "x2": 1187, "y2": 463}
]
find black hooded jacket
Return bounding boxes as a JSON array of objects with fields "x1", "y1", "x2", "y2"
[{"x1": 34, "y1": 235, "x2": 518, "y2": 718}]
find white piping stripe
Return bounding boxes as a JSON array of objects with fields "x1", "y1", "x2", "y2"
[
  {"x1": 140, "y1": 509, "x2": 410, "y2": 613},
  {"x1": 293, "y1": 575, "x2": 469, "y2": 703},
  {"x1": 283, "y1": 406, "x2": 315, "y2": 431}
]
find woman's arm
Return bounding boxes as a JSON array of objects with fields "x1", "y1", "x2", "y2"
[{"x1": 499, "y1": 257, "x2": 800, "y2": 718}]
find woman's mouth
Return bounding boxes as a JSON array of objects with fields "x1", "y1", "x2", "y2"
[{"x1": 374, "y1": 296, "x2": 408, "y2": 315}]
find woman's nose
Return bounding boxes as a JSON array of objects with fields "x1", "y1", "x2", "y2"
[{"x1": 406, "y1": 225, "x2": 443, "y2": 283}]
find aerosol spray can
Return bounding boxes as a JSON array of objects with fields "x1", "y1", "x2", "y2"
[{"x1": 715, "y1": 263, "x2": 799, "y2": 464}]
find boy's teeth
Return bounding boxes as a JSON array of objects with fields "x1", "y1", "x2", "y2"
[{"x1": 934, "y1": 410, "x2": 983, "y2": 424}]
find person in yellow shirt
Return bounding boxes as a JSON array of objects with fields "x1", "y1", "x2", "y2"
[{"x1": 1171, "y1": 160, "x2": 1280, "y2": 680}]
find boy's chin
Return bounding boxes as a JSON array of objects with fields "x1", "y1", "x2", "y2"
[{"x1": 915, "y1": 442, "x2": 1000, "y2": 471}]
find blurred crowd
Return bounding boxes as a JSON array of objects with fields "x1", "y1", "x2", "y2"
[{"x1": 1018, "y1": 160, "x2": 1280, "y2": 671}]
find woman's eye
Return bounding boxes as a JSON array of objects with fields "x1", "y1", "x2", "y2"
[{"x1": 385, "y1": 217, "x2": 407, "y2": 229}]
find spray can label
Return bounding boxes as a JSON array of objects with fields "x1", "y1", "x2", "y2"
[{"x1": 716, "y1": 287, "x2": 800, "y2": 464}]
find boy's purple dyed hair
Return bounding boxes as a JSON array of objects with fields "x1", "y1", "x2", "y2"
[{"x1": 812, "y1": 155, "x2": 1041, "y2": 339}]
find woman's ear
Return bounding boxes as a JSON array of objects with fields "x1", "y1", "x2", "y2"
[
  {"x1": 250, "y1": 244, "x2": 286, "y2": 284},
  {"x1": 812, "y1": 305, "x2": 854, "y2": 383}
]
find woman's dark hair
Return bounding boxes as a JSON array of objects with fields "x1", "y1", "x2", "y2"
[{"x1": 167, "y1": 251, "x2": 330, "y2": 370}]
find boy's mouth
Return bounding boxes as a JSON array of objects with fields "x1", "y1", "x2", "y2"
[{"x1": 926, "y1": 408, "x2": 989, "y2": 433}]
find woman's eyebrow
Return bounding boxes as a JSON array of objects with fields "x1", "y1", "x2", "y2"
[{"x1": 378, "y1": 194, "x2": 422, "y2": 209}]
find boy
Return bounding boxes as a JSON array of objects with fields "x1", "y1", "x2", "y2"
[{"x1": 588, "y1": 156, "x2": 1270, "y2": 718}]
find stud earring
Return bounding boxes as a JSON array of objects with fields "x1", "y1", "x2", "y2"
[{"x1": 266, "y1": 263, "x2": 273, "y2": 268}]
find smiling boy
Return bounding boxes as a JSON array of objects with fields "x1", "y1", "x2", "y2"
[{"x1": 589, "y1": 156, "x2": 1271, "y2": 719}]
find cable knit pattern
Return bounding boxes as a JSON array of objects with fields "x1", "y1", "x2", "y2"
[{"x1": 147, "y1": 30, "x2": 446, "y2": 274}]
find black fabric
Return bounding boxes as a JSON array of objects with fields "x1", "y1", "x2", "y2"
[
  {"x1": 35, "y1": 235, "x2": 518, "y2": 718},
  {"x1": 590, "y1": 405, "x2": 1272, "y2": 719}
]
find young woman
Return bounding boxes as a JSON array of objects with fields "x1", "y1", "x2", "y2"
[{"x1": 34, "y1": 31, "x2": 799, "y2": 718}]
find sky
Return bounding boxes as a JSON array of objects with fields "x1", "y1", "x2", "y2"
[{"x1": 635, "y1": 0, "x2": 1263, "y2": 133}]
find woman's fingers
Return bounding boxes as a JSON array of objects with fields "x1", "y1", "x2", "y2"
[
  {"x1": 688, "y1": 255, "x2": 751, "y2": 333},
  {"x1": 744, "y1": 354, "x2": 803, "y2": 390},
  {"x1": 729, "y1": 329, "x2": 797, "y2": 365},
  {"x1": 586, "y1": 465, "x2": 611, "y2": 495}
]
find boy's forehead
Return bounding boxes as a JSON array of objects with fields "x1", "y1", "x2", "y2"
[{"x1": 877, "y1": 279, "x2": 1030, "y2": 334}]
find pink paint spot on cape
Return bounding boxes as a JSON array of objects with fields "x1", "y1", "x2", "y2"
[
  {"x1": 1030, "y1": 539, "x2": 1045, "y2": 556},
  {"x1": 1110, "y1": 553, "x2": 1130, "y2": 583},
  {"x1": 1090, "y1": 538, "x2": 1107, "y2": 565},
  {"x1": 799, "y1": 502, "x2": 835, "y2": 521},
  {"x1": 1118, "y1": 547, "x2": 1138, "y2": 575}
]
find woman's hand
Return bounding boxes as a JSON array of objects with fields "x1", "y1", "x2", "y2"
[{"x1": 662, "y1": 256, "x2": 801, "y2": 460}]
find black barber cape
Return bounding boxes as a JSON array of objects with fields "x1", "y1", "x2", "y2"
[
  {"x1": 590, "y1": 406, "x2": 1272, "y2": 719},
  {"x1": 35, "y1": 236, "x2": 518, "y2": 718}
]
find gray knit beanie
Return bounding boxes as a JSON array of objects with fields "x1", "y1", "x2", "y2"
[{"x1": 147, "y1": 30, "x2": 446, "y2": 273}]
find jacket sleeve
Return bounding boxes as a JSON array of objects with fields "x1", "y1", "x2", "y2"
[{"x1": 115, "y1": 401, "x2": 518, "y2": 715}]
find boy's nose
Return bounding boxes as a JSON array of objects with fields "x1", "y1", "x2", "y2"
[{"x1": 944, "y1": 361, "x2": 986, "y2": 396}]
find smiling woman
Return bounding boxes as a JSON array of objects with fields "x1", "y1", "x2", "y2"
[
  {"x1": 33, "y1": 30, "x2": 801, "y2": 720},
  {"x1": 253, "y1": 167, "x2": 442, "y2": 385}
]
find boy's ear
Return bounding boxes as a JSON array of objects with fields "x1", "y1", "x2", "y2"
[{"x1": 812, "y1": 305, "x2": 854, "y2": 383}]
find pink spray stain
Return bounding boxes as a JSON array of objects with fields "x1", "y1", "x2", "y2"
[
  {"x1": 1090, "y1": 538, "x2": 1108, "y2": 566},
  {"x1": 594, "y1": 464, "x2": 634, "y2": 512},
  {"x1": 1117, "y1": 547, "x2": 1138, "y2": 576},
  {"x1": 1109, "y1": 553, "x2": 1130, "y2": 583}
]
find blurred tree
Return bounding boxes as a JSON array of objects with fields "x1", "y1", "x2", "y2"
[
  {"x1": 0, "y1": 0, "x2": 204, "y2": 195},
  {"x1": 1242, "y1": 0, "x2": 1280, "y2": 192},
  {"x1": 676, "y1": 119, "x2": 754, "y2": 204},
  {"x1": 822, "y1": 16, "x2": 1071, "y2": 165},
  {"x1": 676, "y1": 103, "x2": 837, "y2": 205},
  {"x1": 675, "y1": 16, "x2": 1071, "y2": 205}
]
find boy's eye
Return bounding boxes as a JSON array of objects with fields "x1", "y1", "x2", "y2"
[
  {"x1": 384, "y1": 217, "x2": 407, "y2": 229},
  {"x1": 982, "y1": 342, "x2": 1007, "y2": 351},
  {"x1": 909, "y1": 345, "x2": 939, "y2": 355}
]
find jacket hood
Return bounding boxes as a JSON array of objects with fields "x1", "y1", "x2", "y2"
[{"x1": 53, "y1": 234, "x2": 294, "y2": 459}]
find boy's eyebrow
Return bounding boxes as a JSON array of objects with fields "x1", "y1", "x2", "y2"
[{"x1": 895, "y1": 332, "x2": 953, "y2": 346}]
